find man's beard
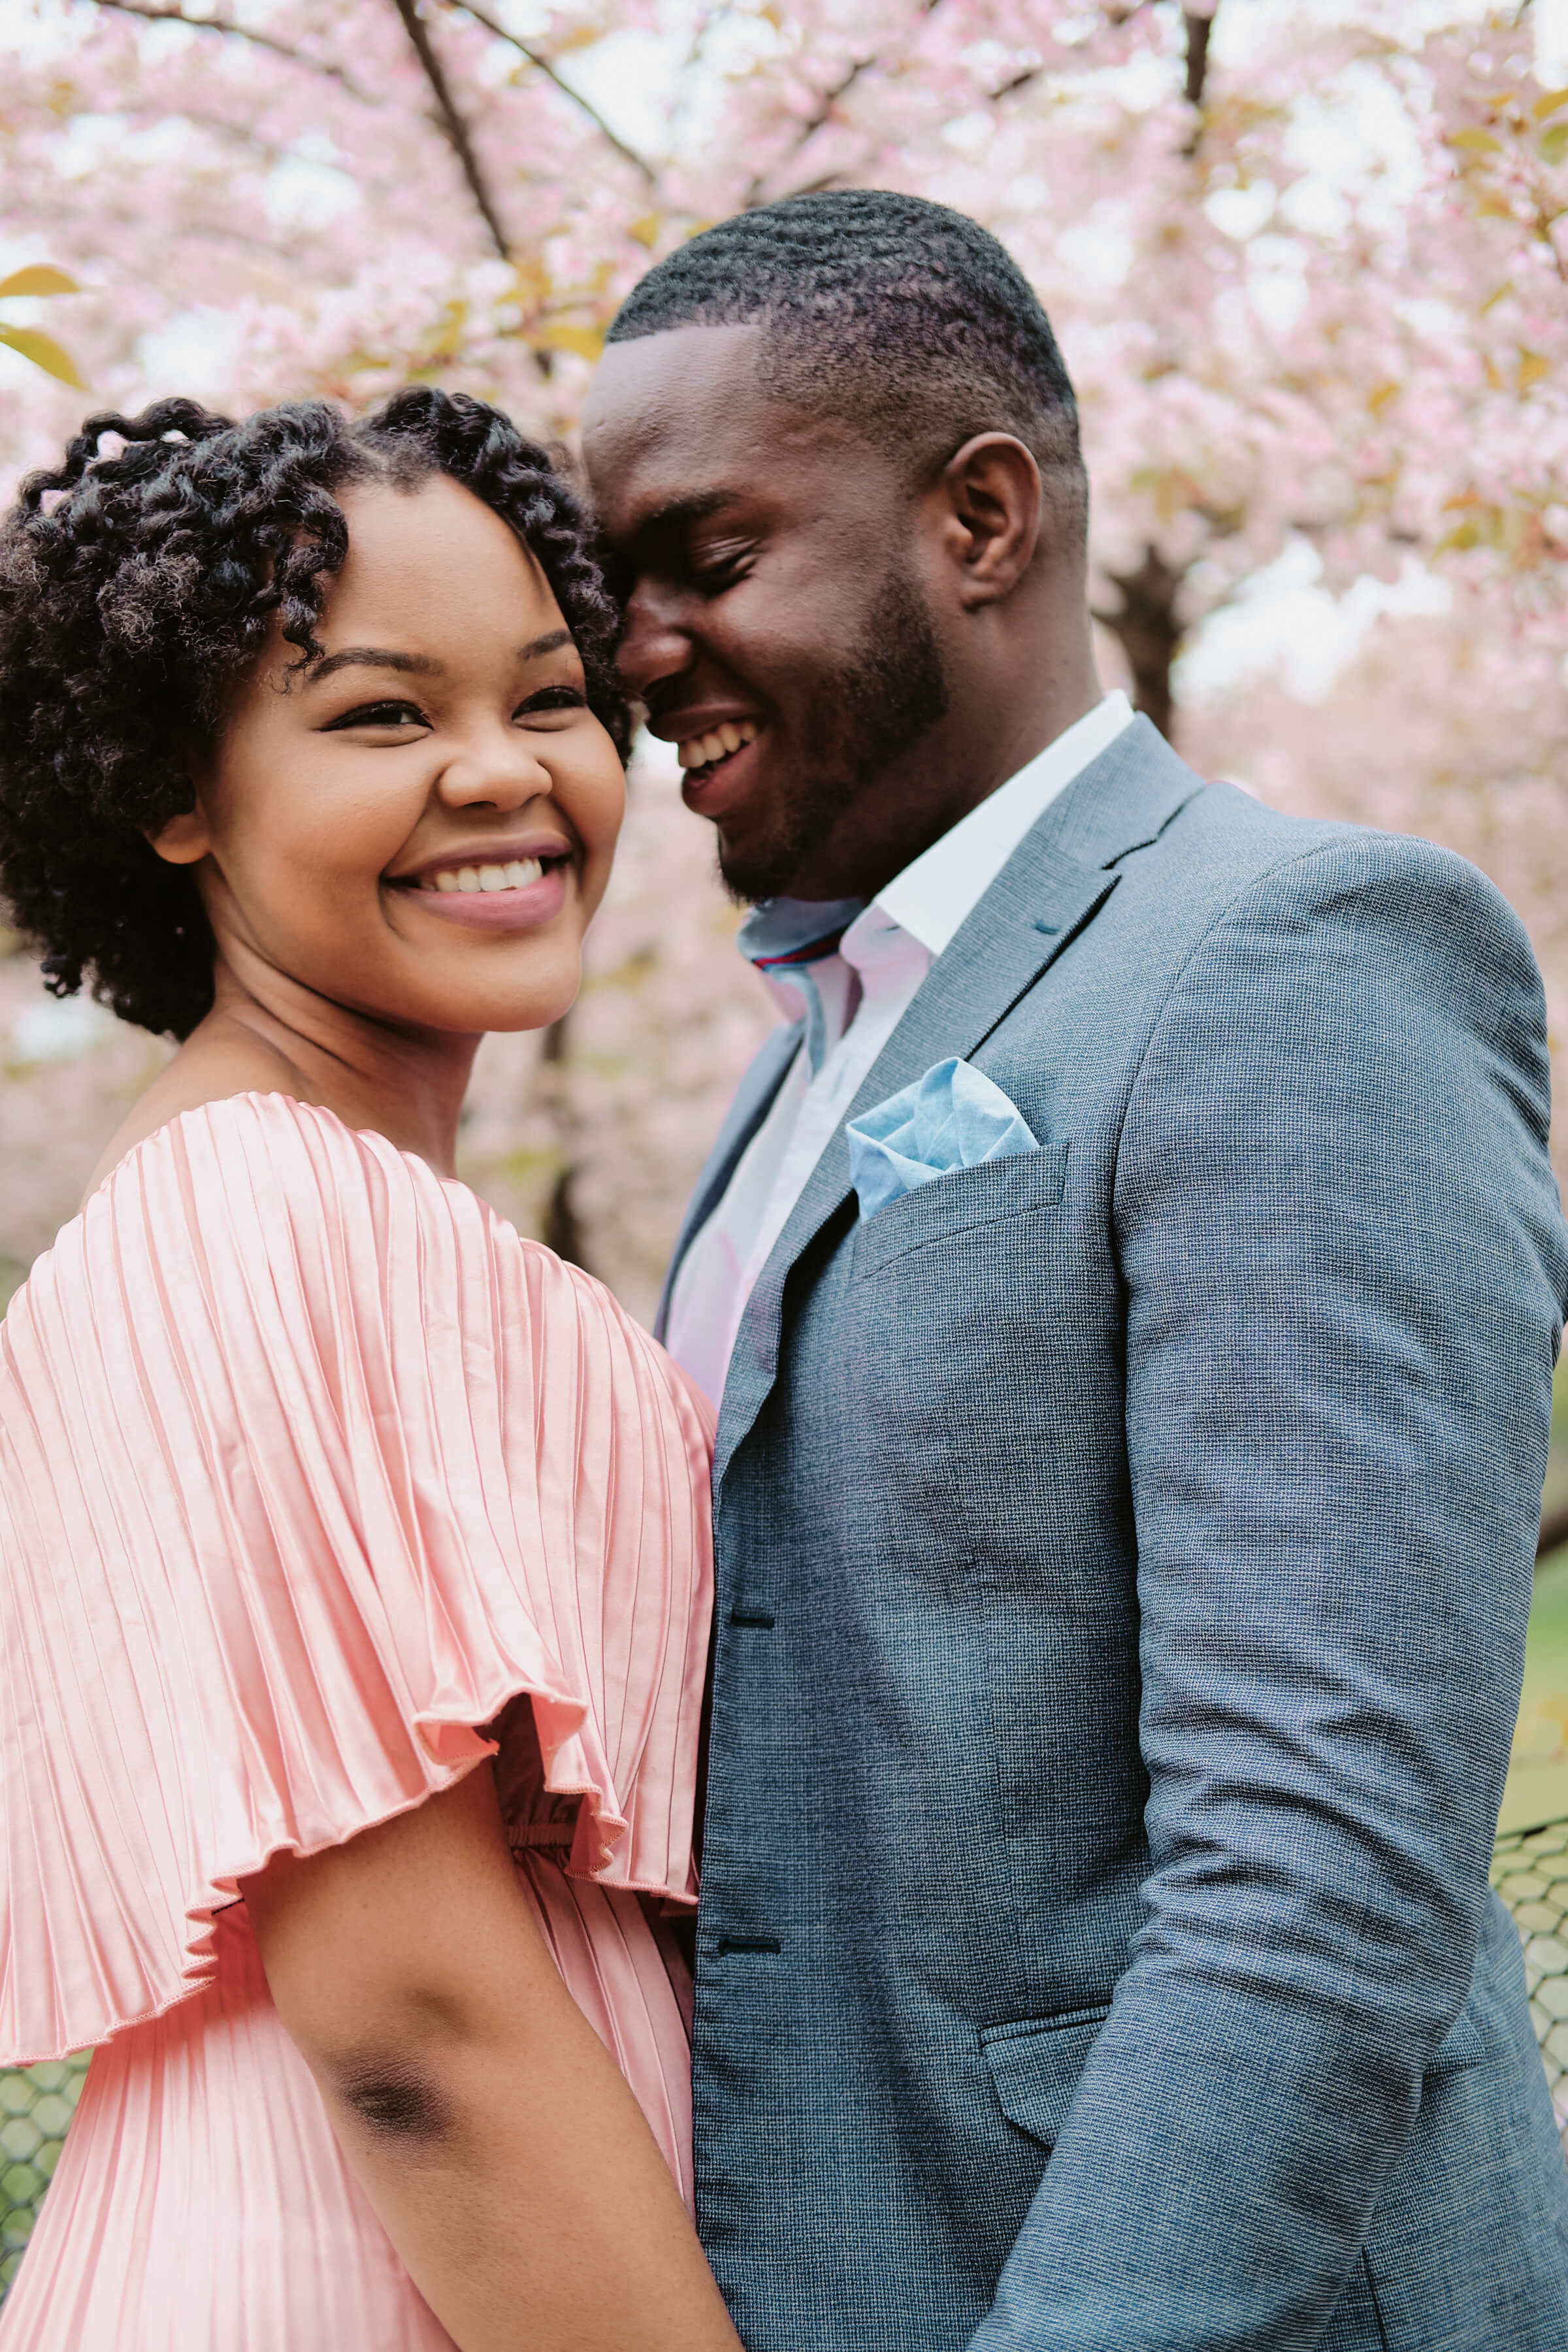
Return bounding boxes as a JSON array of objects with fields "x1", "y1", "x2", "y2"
[{"x1": 717, "y1": 557, "x2": 949, "y2": 906}]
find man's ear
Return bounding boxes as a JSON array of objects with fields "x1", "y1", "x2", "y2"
[
  {"x1": 146, "y1": 800, "x2": 212, "y2": 866},
  {"x1": 932, "y1": 434, "x2": 1043, "y2": 610}
]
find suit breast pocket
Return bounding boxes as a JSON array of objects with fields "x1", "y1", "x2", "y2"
[{"x1": 851, "y1": 1143, "x2": 1070, "y2": 1281}]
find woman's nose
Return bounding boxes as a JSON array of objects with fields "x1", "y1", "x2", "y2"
[
  {"x1": 436, "y1": 727, "x2": 549, "y2": 812},
  {"x1": 616, "y1": 579, "x2": 692, "y2": 700}
]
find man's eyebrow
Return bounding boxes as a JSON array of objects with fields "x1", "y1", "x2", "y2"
[
  {"x1": 308, "y1": 647, "x2": 444, "y2": 683},
  {"x1": 634, "y1": 489, "x2": 743, "y2": 540}
]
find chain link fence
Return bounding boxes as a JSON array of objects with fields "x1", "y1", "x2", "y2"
[
  {"x1": 1490, "y1": 1815, "x2": 1568, "y2": 2151},
  {"x1": 0, "y1": 2053, "x2": 90, "y2": 2296},
  {"x1": 2, "y1": 1825, "x2": 1565, "y2": 2300}
]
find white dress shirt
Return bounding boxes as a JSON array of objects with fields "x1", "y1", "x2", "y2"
[{"x1": 665, "y1": 691, "x2": 1135, "y2": 1406}]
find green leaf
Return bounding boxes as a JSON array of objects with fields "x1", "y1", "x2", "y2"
[
  {"x1": 1534, "y1": 86, "x2": 1568, "y2": 121},
  {"x1": 0, "y1": 265, "x2": 80, "y2": 301},
  {"x1": 0, "y1": 327, "x2": 84, "y2": 387},
  {"x1": 1450, "y1": 127, "x2": 1503, "y2": 153},
  {"x1": 1541, "y1": 122, "x2": 1568, "y2": 168}
]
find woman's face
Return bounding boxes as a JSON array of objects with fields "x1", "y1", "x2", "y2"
[{"x1": 163, "y1": 472, "x2": 625, "y2": 1039}]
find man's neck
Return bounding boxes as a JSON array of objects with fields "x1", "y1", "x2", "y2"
[{"x1": 785, "y1": 670, "x2": 1105, "y2": 906}]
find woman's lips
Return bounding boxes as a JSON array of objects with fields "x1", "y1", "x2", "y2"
[{"x1": 391, "y1": 860, "x2": 569, "y2": 931}]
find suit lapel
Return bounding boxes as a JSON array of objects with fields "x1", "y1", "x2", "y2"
[
  {"x1": 653, "y1": 1018, "x2": 803, "y2": 1342},
  {"x1": 713, "y1": 716, "x2": 1204, "y2": 1485}
]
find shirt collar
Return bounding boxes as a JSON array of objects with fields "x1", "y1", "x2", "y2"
[
  {"x1": 875, "y1": 691, "x2": 1135, "y2": 957},
  {"x1": 736, "y1": 896, "x2": 865, "y2": 973},
  {"x1": 735, "y1": 896, "x2": 867, "y2": 1071}
]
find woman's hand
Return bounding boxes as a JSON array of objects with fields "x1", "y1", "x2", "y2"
[{"x1": 242, "y1": 1763, "x2": 742, "y2": 2352}]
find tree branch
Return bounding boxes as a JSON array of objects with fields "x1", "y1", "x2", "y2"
[
  {"x1": 780, "y1": 35, "x2": 1050, "y2": 198},
  {"x1": 449, "y1": 2, "x2": 657, "y2": 188},
  {"x1": 389, "y1": 0, "x2": 512, "y2": 260},
  {"x1": 747, "y1": 54, "x2": 874, "y2": 206},
  {"x1": 91, "y1": 0, "x2": 377, "y2": 100}
]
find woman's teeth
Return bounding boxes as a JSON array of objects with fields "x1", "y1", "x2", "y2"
[
  {"x1": 421, "y1": 858, "x2": 544, "y2": 894},
  {"x1": 676, "y1": 719, "x2": 759, "y2": 772}
]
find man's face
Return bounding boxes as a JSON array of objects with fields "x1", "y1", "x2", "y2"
[{"x1": 582, "y1": 324, "x2": 948, "y2": 904}]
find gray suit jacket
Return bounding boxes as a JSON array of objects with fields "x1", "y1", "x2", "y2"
[{"x1": 665, "y1": 718, "x2": 1568, "y2": 2350}]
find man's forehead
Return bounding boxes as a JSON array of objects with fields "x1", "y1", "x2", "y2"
[
  {"x1": 583, "y1": 323, "x2": 864, "y2": 522},
  {"x1": 584, "y1": 325, "x2": 764, "y2": 463}
]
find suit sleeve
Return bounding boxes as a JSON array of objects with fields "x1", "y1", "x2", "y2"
[{"x1": 970, "y1": 832, "x2": 1567, "y2": 2349}]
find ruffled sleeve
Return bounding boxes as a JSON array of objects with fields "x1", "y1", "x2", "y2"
[{"x1": 0, "y1": 1092, "x2": 714, "y2": 2065}]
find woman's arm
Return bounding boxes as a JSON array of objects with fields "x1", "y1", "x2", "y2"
[{"x1": 242, "y1": 1764, "x2": 742, "y2": 2352}]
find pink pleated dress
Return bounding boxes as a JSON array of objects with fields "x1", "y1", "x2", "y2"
[{"x1": 0, "y1": 1092, "x2": 715, "y2": 2349}]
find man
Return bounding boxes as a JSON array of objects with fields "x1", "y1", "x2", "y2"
[{"x1": 581, "y1": 191, "x2": 1568, "y2": 2351}]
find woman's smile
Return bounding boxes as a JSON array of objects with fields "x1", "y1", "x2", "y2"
[
  {"x1": 392, "y1": 855, "x2": 572, "y2": 932},
  {"x1": 388, "y1": 832, "x2": 577, "y2": 932}
]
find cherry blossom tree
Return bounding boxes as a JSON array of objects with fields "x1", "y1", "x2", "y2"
[{"x1": 0, "y1": 0, "x2": 1563, "y2": 1316}]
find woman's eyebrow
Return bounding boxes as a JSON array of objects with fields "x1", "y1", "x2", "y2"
[
  {"x1": 307, "y1": 632, "x2": 572, "y2": 683},
  {"x1": 308, "y1": 647, "x2": 444, "y2": 683}
]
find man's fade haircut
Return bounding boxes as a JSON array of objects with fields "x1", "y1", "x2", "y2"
[{"x1": 608, "y1": 190, "x2": 1088, "y2": 552}]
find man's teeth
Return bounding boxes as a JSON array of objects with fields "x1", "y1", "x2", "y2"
[
  {"x1": 676, "y1": 718, "x2": 759, "y2": 771},
  {"x1": 421, "y1": 857, "x2": 544, "y2": 894}
]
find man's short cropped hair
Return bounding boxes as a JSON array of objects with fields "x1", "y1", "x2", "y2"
[{"x1": 608, "y1": 190, "x2": 1088, "y2": 549}]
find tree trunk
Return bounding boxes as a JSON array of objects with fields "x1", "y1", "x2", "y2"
[
  {"x1": 1097, "y1": 544, "x2": 1183, "y2": 743},
  {"x1": 1184, "y1": 8, "x2": 1215, "y2": 109},
  {"x1": 537, "y1": 1011, "x2": 590, "y2": 1273},
  {"x1": 542, "y1": 1164, "x2": 587, "y2": 1270}
]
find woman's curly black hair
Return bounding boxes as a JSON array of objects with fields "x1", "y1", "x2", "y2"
[{"x1": 0, "y1": 387, "x2": 630, "y2": 1039}]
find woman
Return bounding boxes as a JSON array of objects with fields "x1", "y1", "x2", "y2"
[{"x1": 0, "y1": 389, "x2": 743, "y2": 2351}]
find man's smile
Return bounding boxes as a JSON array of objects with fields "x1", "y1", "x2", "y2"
[
  {"x1": 649, "y1": 710, "x2": 768, "y2": 819},
  {"x1": 676, "y1": 717, "x2": 760, "y2": 775}
]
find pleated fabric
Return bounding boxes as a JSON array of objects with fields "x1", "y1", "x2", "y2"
[{"x1": 0, "y1": 1092, "x2": 715, "y2": 2348}]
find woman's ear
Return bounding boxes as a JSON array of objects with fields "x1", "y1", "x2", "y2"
[
  {"x1": 146, "y1": 803, "x2": 212, "y2": 866},
  {"x1": 932, "y1": 434, "x2": 1043, "y2": 611}
]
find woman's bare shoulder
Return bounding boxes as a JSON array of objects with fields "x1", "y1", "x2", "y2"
[{"x1": 82, "y1": 1023, "x2": 304, "y2": 1201}]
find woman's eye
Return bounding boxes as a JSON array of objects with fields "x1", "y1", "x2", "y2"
[
  {"x1": 321, "y1": 700, "x2": 429, "y2": 732},
  {"x1": 515, "y1": 685, "x2": 587, "y2": 718}
]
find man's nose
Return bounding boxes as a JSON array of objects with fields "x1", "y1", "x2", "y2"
[{"x1": 617, "y1": 578, "x2": 693, "y2": 700}]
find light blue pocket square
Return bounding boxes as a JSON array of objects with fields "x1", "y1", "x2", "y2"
[{"x1": 846, "y1": 1057, "x2": 1039, "y2": 1220}]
